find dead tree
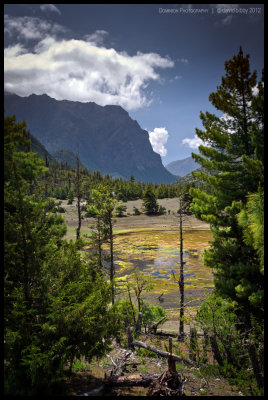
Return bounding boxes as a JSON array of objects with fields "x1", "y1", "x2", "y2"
[
  {"x1": 158, "y1": 293, "x2": 164, "y2": 303},
  {"x1": 127, "y1": 326, "x2": 134, "y2": 350},
  {"x1": 75, "y1": 153, "x2": 82, "y2": 240},
  {"x1": 147, "y1": 338, "x2": 187, "y2": 397},
  {"x1": 178, "y1": 197, "x2": 185, "y2": 341},
  {"x1": 131, "y1": 339, "x2": 196, "y2": 367},
  {"x1": 177, "y1": 187, "x2": 193, "y2": 341},
  {"x1": 149, "y1": 316, "x2": 167, "y2": 334},
  {"x1": 135, "y1": 312, "x2": 142, "y2": 334},
  {"x1": 106, "y1": 373, "x2": 160, "y2": 387},
  {"x1": 107, "y1": 351, "x2": 132, "y2": 376}
]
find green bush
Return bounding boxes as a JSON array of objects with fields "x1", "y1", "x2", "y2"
[{"x1": 133, "y1": 206, "x2": 141, "y2": 215}]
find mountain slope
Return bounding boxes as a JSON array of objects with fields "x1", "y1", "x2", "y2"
[
  {"x1": 165, "y1": 156, "x2": 200, "y2": 177},
  {"x1": 29, "y1": 133, "x2": 56, "y2": 164},
  {"x1": 52, "y1": 149, "x2": 87, "y2": 169},
  {"x1": 4, "y1": 92, "x2": 176, "y2": 184}
]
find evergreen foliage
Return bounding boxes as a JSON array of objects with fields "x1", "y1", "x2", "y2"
[
  {"x1": 142, "y1": 185, "x2": 160, "y2": 215},
  {"x1": 4, "y1": 115, "x2": 119, "y2": 395},
  {"x1": 189, "y1": 48, "x2": 264, "y2": 326}
]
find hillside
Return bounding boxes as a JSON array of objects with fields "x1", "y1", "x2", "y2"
[
  {"x1": 165, "y1": 156, "x2": 200, "y2": 177},
  {"x1": 4, "y1": 92, "x2": 176, "y2": 184},
  {"x1": 29, "y1": 133, "x2": 56, "y2": 164},
  {"x1": 52, "y1": 149, "x2": 87, "y2": 170}
]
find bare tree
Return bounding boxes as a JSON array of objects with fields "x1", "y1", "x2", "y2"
[
  {"x1": 177, "y1": 189, "x2": 192, "y2": 341},
  {"x1": 76, "y1": 153, "x2": 82, "y2": 240}
]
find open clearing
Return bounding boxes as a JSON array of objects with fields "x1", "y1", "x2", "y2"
[{"x1": 61, "y1": 197, "x2": 210, "y2": 240}]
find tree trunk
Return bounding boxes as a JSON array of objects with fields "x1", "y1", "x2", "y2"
[
  {"x1": 97, "y1": 218, "x2": 103, "y2": 269},
  {"x1": 132, "y1": 339, "x2": 195, "y2": 366},
  {"x1": 106, "y1": 373, "x2": 160, "y2": 387},
  {"x1": 76, "y1": 154, "x2": 81, "y2": 240},
  {"x1": 147, "y1": 370, "x2": 186, "y2": 396},
  {"x1": 127, "y1": 284, "x2": 136, "y2": 324},
  {"x1": 127, "y1": 326, "x2": 134, "y2": 350},
  {"x1": 168, "y1": 337, "x2": 176, "y2": 374},
  {"x1": 247, "y1": 340, "x2": 264, "y2": 389},
  {"x1": 108, "y1": 213, "x2": 114, "y2": 305},
  {"x1": 178, "y1": 202, "x2": 185, "y2": 341},
  {"x1": 135, "y1": 312, "x2": 142, "y2": 334},
  {"x1": 149, "y1": 316, "x2": 167, "y2": 334},
  {"x1": 210, "y1": 334, "x2": 223, "y2": 366}
]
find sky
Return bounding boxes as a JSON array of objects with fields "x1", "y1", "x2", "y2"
[{"x1": 4, "y1": 4, "x2": 264, "y2": 165}]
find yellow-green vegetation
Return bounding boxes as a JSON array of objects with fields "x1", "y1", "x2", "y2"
[{"x1": 113, "y1": 229, "x2": 213, "y2": 309}]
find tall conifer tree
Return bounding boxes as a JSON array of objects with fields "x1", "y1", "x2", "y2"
[{"x1": 189, "y1": 48, "x2": 264, "y2": 326}]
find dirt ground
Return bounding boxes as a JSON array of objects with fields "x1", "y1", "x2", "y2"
[
  {"x1": 61, "y1": 198, "x2": 210, "y2": 240},
  {"x1": 63, "y1": 338, "x2": 245, "y2": 397}
]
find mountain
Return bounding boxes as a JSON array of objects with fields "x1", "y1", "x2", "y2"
[
  {"x1": 52, "y1": 149, "x2": 87, "y2": 169},
  {"x1": 4, "y1": 92, "x2": 176, "y2": 184},
  {"x1": 165, "y1": 156, "x2": 200, "y2": 177},
  {"x1": 29, "y1": 133, "x2": 56, "y2": 164}
]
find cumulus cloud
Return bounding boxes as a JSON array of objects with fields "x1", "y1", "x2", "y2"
[
  {"x1": 148, "y1": 127, "x2": 169, "y2": 156},
  {"x1": 40, "y1": 4, "x2": 61, "y2": 15},
  {"x1": 4, "y1": 28, "x2": 174, "y2": 110},
  {"x1": 182, "y1": 134, "x2": 208, "y2": 149}
]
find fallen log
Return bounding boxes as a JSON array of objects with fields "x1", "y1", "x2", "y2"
[
  {"x1": 106, "y1": 373, "x2": 161, "y2": 387},
  {"x1": 132, "y1": 339, "x2": 196, "y2": 366}
]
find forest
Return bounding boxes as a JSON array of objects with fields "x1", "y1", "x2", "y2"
[{"x1": 4, "y1": 48, "x2": 263, "y2": 396}]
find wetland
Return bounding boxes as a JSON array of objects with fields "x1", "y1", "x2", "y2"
[{"x1": 62, "y1": 198, "x2": 214, "y2": 333}]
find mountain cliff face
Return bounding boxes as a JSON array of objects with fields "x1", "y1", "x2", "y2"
[
  {"x1": 4, "y1": 92, "x2": 176, "y2": 184},
  {"x1": 165, "y1": 156, "x2": 200, "y2": 177}
]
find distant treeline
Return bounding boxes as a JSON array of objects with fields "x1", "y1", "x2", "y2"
[{"x1": 41, "y1": 159, "x2": 189, "y2": 202}]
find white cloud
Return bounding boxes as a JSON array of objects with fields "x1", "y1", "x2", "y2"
[
  {"x1": 4, "y1": 33, "x2": 174, "y2": 110},
  {"x1": 83, "y1": 30, "x2": 109, "y2": 45},
  {"x1": 4, "y1": 43, "x2": 27, "y2": 58},
  {"x1": 169, "y1": 75, "x2": 182, "y2": 83},
  {"x1": 148, "y1": 127, "x2": 169, "y2": 156},
  {"x1": 182, "y1": 134, "x2": 208, "y2": 149},
  {"x1": 40, "y1": 4, "x2": 61, "y2": 15},
  {"x1": 4, "y1": 14, "x2": 67, "y2": 40},
  {"x1": 176, "y1": 57, "x2": 188, "y2": 64}
]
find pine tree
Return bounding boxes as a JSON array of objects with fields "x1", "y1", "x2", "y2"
[
  {"x1": 4, "y1": 115, "x2": 119, "y2": 394},
  {"x1": 142, "y1": 185, "x2": 159, "y2": 215},
  {"x1": 189, "y1": 48, "x2": 264, "y2": 326},
  {"x1": 86, "y1": 185, "x2": 117, "y2": 303}
]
